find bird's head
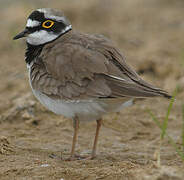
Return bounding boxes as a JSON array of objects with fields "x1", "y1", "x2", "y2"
[{"x1": 13, "y1": 8, "x2": 72, "y2": 46}]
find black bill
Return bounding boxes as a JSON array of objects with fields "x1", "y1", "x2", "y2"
[{"x1": 13, "y1": 29, "x2": 29, "y2": 40}]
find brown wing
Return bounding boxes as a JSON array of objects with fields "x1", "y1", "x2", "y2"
[
  {"x1": 30, "y1": 31, "x2": 171, "y2": 100},
  {"x1": 91, "y1": 35, "x2": 171, "y2": 98}
]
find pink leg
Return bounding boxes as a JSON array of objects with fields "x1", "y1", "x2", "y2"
[
  {"x1": 91, "y1": 119, "x2": 102, "y2": 159},
  {"x1": 70, "y1": 117, "x2": 79, "y2": 159}
]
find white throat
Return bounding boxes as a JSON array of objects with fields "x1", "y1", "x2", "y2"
[{"x1": 27, "y1": 30, "x2": 57, "y2": 45}]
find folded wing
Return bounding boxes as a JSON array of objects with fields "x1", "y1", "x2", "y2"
[{"x1": 31, "y1": 32, "x2": 171, "y2": 100}]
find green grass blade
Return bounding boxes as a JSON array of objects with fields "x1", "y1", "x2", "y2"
[
  {"x1": 148, "y1": 109, "x2": 184, "y2": 161},
  {"x1": 167, "y1": 135, "x2": 184, "y2": 161},
  {"x1": 182, "y1": 104, "x2": 184, "y2": 149},
  {"x1": 147, "y1": 88, "x2": 184, "y2": 161},
  {"x1": 147, "y1": 109, "x2": 161, "y2": 128},
  {"x1": 161, "y1": 91, "x2": 176, "y2": 140}
]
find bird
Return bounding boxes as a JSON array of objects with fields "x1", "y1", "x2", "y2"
[{"x1": 13, "y1": 8, "x2": 171, "y2": 160}]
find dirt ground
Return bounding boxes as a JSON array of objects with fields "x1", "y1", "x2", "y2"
[{"x1": 1, "y1": 0, "x2": 184, "y2": 179}]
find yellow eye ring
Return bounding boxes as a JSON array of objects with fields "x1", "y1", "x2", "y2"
[{"x1": 42, "y1": 20, "x2": 54, "y2": 28}]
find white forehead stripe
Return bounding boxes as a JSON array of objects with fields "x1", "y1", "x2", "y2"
[
  {"x1": 45, "y1": 15, "x2": 66, "y2": 22},
  {"x1": 26, "y1": 19, "x2": 40, "y2": 27},
  {"x1": 37, "y1": 9, "x2": 65, "y2": 22},
  {"x1": 37, "y1": 8, "x2": 47, "y2": 13}
]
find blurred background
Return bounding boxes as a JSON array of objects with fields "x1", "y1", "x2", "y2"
[{"x1": 0, "y1": 0, "x2": 184, "y2": 179}]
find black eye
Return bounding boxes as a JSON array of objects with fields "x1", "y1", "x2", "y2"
[
  {"x1": 42, "y1": 20, "x2": 54, "y2": 28},
  {"x1": 45, "y1": 21, "x2": 51, "y2": 26}
]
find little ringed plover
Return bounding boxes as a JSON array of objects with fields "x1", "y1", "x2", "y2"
[{"x1": 13, "y1": 8, "x2": 171, "y2": 160}]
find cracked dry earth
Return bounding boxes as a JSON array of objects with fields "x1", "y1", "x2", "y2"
[{"x1": 1, "y1": 0, "x2": 184, "y2": 179}]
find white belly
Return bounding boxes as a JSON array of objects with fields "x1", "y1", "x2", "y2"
[
  {"x1": 27, "y1": 64, "x2": 133, "y2": 121},
  {"x1": 31, "y1": 88, "x2": 132, "y2": 121},
  {"x1": 32, "y1": 88, "x2": 106, "y2": 120}
]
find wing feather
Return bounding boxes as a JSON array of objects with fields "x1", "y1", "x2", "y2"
[{"x1": 30, "y1": 31, "x2": 171, "y2": 100}]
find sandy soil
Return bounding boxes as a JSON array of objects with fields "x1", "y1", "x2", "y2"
[{"x1": 1, "y1": 0, "x2": 184, "y2": 179}]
